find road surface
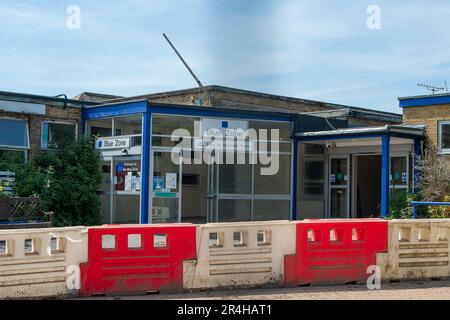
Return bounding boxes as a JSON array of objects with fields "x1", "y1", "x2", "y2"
[{"x1": 81, "y1": 280, "x2": 450, "y2": 300}]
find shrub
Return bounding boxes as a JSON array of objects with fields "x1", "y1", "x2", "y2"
[{"x1": 14, "y1": 137, "x2": 102, "y2": 226}]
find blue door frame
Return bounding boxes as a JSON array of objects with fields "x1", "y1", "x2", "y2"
[{"x1": 295, "y1": 133, "x2": 423, "y2": 219}]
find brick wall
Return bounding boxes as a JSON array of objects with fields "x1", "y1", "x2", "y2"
[
  {"x1": 0, "y1": 104, "x2": 82, "y2": 159},
  {"x1": 402, "y1": 104, "x2": 450, "y2": 147}
]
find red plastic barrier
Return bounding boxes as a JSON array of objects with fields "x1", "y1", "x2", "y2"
[
  {"x1": 284, "y1": 219, "x2": 388, "y2": 286},
  {"x1": 80, "y1": 224, "x2": 196, "y2": 296}
]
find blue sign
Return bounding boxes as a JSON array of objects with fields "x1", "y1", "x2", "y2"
[
  {"x1": 221, "y1": 121, "x2": 229, "y2": 128},
  {"x1": 117, "y1": 163, "x2": 124, "y2": 173},
  {"x1": 153, "y1": 176, "x2": 164, "y2": 191}
]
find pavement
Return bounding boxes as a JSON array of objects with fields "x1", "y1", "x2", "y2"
[{"x1": 79, "y1": 280, "x2": 450, "y2": 300}]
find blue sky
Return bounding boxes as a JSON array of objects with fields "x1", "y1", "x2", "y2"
[{"x1": 1, "y1": 0, "x2": 450, "y2": 113}]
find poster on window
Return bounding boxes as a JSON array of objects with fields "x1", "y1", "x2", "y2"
[{"x1": 0, "y1": 171, "x2": 16, "y2": 195}]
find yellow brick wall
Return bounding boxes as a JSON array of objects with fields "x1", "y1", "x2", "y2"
[{"x1": 402, "y1": 104, "x2": 450, "y2": 147}]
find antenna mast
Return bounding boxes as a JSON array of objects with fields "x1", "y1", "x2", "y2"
[
  {"x1": 163, "y1": 33, "x2": 210, "y2": 106},
  {"x1": 416, "y1": 83, "x2": 446, "y2": 94}
]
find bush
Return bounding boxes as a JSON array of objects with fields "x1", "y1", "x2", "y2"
[{"x1": 15, "y1": 137, "x2": 102, "y2": 227}]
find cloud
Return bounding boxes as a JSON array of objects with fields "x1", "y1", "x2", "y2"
[{"x1": 1, "y1": 0, "x2": 450, "y2": 112}]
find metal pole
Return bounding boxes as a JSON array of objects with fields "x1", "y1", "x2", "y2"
[{"x1": 163, "y1": 33, "x2": 211, "y2": 106}]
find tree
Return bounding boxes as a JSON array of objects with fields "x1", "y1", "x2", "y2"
[
  {"x1": 417, "y1": 137, "x2": 450, "y2": 201},
  {"x1": 15, "y1": 137, "x2": 102, "y2": 226}
]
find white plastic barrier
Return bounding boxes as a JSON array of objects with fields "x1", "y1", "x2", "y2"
[
  {"x1": 183, "y1": 221, "x2": 296, "y2": 289},
  {"x1": 0, "y1": 227, "x2": 87, "y2": 299},
  {"x1": 377, "y1": 219, "x2": 450, "y2": 281}
]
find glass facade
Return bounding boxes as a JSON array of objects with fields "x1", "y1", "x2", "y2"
[
  {"x1": 150, "y1": 114, "x2": 292, "y2": 223},
  {"x1": 86, "y1": 105, "x2": 417, "y2": 225},
  {"x1": 87, "y1": 114, "x2": 143, "y2": 224}
]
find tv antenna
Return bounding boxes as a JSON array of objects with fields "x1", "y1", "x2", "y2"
[
  {"x1": 163, "y1": 33, "x2": 211, "y2": 106},
  {"x1": 416, "y1": 82, "x2": 448, "y2": 94}
]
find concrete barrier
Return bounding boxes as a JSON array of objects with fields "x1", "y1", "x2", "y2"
[
  {"x1": 80, "y1": 224, "x2": 197, "y2": 296},
  {"x1": 183, "y1": 221, "x2": 296, "y2": 290},
  {"x1": 377, "y1": 219, "x2": 450, "y2": 281},
  {"x1": 284, "y1": 219, "x2": 388, "y2": 286},
  {"x1": 0, "y1": 226, "x2": 87, "y2": 299}
]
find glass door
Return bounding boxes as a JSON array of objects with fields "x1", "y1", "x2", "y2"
[
  {"x1": 112, "y1": 156, "x2": 141, "y2": 223},
  {"x1": 329, "y1": 156, "x2": 350, "y2": 218},
  {"x1": 298, "y1": 155, "x2": 326, "y2": 219},
  {"x1": 150, "y1": 150, "x2": 181, "y2": 223},
  {"x1": 99, "y1": 156, "x2": 113, "y2": 224},
  {"x1": 217, "y1": 151, "x2": 252, "y2": 222},
  {"x1": 206, "y1": 152, "x2": 218, "y2": 223}
]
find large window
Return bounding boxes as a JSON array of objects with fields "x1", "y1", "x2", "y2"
[
  {"x1": 0, "y1": 118, "x2": 29, "y2": 149},
  {"x1": 438, "y1": 121, "x2": 450, "y2": 153},
  {"x1": 41, "y1": 121, "x2": 77, "y2": 149},
  {"x1": 86, "y1": 115, "x2": 143, "y2": 147}
]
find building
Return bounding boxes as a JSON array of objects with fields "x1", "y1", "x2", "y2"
[
  {"x1": 0, "y1": 91, "x2": 97, "y2": 164},
  {"x1": 83, "y1": 87, "x2": 423, "y2": 225},
  {"x1": 400, "y1": 92, "x2": 450, "y2": 166},
  {"x1": 1, "y1": 85, "x2": 425, "y2": 223}
]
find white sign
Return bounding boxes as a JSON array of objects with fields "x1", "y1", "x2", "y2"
[
  {"x1": 166, "y1": 173, "x2": 177, "y2": 190},
  {"x1": 201, "y1": 118, "x2": 248, "y2": 139},
  {"x1": 95, "y1": 137, "x2": 130, "y2": 150}
]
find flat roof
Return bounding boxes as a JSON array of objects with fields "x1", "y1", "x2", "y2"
[
  {"x1": 296, "y1": 124, "x2": 426, "y2": 140},
  {"x1": 399, "y1": 92, "x2": 450, "y2": 108},
  {"x1": 88, "y1": 84, "x2": 401, "y2": 122},
  {"x1": 0, "y1": 90, "x2": 98, "y2": 108}
]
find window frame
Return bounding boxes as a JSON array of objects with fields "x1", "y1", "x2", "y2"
[
  {"x1": 438, "y1": 120, "x2": 450, "y2": 154},
  {"x1": 0, "y1": 117, "x2": 30, "y2": 150},
  {"x1": 41, "y1": 120, "x2": 78, "y2": 150}
]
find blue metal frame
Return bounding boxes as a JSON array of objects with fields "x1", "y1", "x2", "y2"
[
  {"x1": 140, "y1": 112, "x2": 151, "y2": 224},
  {"x1": 400, "y1": 95, "x2": 450, "y2": 108},
  {"x1": 82, "y1": 100, "x2": 148, "y2": 120},
  {"x1": 291, "y1": 141, "x2": 298, "y2": 220},
  {"x1": 381, "y1": 134, "x2": 390, "y2": 218},
  {"x1": 411, "y1": 201, "x2": 450, "y2": 219},
  {"x1": 83, "y1": 101, "x2": 296, "y2": 224}
]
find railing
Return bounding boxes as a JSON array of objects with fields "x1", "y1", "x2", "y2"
[{"x1": 411, "y1": 201, "x2": 450, "y2": 219}]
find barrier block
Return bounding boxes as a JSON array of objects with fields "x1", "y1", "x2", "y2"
[
  {"x1": 284, "y1": 219, "x2": 388, "y2": 285},
  {"x1": 183, "y1": 221, "x2": 296, "y2": 289},
  {"x1": 377, "y1": 219, "x2": 450, "y2": 280},
  {"x1": 80, "y1": 224, "x2": 196, "y2": 296},
  {"x1": 0, "y1": 226, "x2": 87, "y2": 299}
]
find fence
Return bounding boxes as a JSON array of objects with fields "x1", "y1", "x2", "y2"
[
  {"x1": 0, "y1": 226, "x2": 87, "y2": 299},
  {"x1": 284, "y1": 219, "x2": 388, "y2": 285},
  {"x1": 79, "y1": 224, "x2": 197, "y2": 296},
  {"x1": 377, "y1": 219, "x2": 450, "y2": 280},
  {"x1": 183, "y1": 221, "x2": 296, "y2": 290}
]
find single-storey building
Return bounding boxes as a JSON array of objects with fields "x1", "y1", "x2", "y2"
[{"x1": 1, "y1": 85, "x2": 427, "y2": 224}]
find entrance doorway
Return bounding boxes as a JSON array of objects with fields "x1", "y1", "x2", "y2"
[
  {"x1": 99, "y1": 155, "x2": 141, "y2": 224},
  {"x1": 354, "y1": 155, "x2": 381, "y2": 218}
]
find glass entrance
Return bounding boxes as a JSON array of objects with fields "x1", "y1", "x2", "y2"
[
  {"x1": 329, "y1": 156, "x2": 349, "y2": 218},
  {"x1": 113, "y1": 156, "x2": 141, "y2": 223},
  {"x1": 150, "y1": 150, "x2": 181, "y2": 223},
  {"x1": 99, "y1": 155, "x2": 141, "y2": 224}
]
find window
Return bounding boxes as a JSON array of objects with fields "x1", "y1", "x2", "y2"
[
  {"x1": 438, "y1": 121, "x2": 450, "y2": 153},
  {"x1": 0, "y1": 118, "x2": 29, "y2": 149},
  {"x1": 41, "y1": 122, "x2": 77, "y2": 149},
  {"x1": 87, "y1": 118, "x2": 113, "y2": 137}
]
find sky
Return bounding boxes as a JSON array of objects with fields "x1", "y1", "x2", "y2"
[{"x1": 1, "y1": 0, "x2": 450, "y2": 113}]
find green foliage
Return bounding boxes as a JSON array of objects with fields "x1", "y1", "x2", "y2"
[
  {"x1": 13, "y1": 137, "x2": 102, "y2": 227},
  {"x1": 386, "y1": 190, "x2": 414, "y2": 219}
]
